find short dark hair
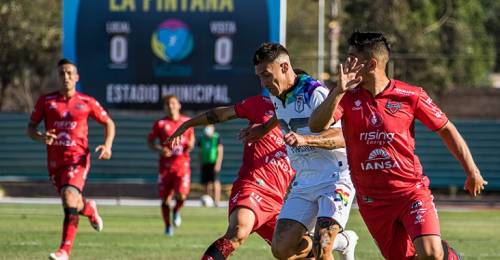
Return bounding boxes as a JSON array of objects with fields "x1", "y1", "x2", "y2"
[
  {"x1": 347, "y1": 32, "x2": 391, "y2": 63},
  {"x1": 162, "y1": 94, "x2": 178, "y2": 104},
  {"x1": 57, "y1": 58, "x2": 76, "y2": 67},
  {"x1": 253, "y1": 43, "x2": 289, "y2": 65}
]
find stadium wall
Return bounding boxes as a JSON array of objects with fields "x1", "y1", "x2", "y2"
[{"x1": 0, "y1": 113, "x2": 499, "y2": 198}]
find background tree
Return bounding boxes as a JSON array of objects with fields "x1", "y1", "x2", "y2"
[
  {"x1": 481, "y1": 0, "x2": 500, "y2": 72},
  {"x1": 0, "y1": 0, "x2": 60, "y2": 112},
  {"x1": 286, "y1": 0, "x2": 319, "y2": 75},
  {"x1": 340, "y1": 0, "x2": 494, "y2": 97}
]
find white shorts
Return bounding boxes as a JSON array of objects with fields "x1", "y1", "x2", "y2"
[{"x1": 278, "y1": 180, "x2": 355, "y2": 231}]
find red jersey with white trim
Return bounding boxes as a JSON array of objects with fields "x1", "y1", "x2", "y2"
[
  {"x1": 148, "y1": 115, "x2": 194, "y2": 172},
  {"x1": 234, "y1": 95, "x2": 295, "y2": 199},
  {"x1": 333, "y1": 80, "x2": 448, "y2": 198},
  {"x1": 30, "y1": 91, "x2": 110, "y2": 166}
]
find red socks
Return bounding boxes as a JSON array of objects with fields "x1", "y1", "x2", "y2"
[
  {"x1": 173, "y1": 199, "x2": 185, "y2": 214},
  {"x1": 79, "y1": 198, "x2": 95, "y2": 218},
  {"x1": 161, "y1": 203, "x2": 171, "y2": 228},
  {"x1": 60, "y1": 207, "x2": 79, "y2": 254},
  {"x1": 201, "y1": 237, "x2": 235, "y2": 260},
  {"x1": 442, "y1": 240, "x2": 462, "y2": 260}
]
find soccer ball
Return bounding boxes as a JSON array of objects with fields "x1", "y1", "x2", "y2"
[{"x1": 200, "y1": 194, "x2": 215, "y2": 207}]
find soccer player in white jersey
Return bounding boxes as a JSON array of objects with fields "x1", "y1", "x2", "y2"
[{"x1": 246, "y1": 43, "x2": 359, "y2": 260}]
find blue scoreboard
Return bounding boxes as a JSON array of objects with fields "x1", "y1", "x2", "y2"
[{"x1": 63, "y1": 0, "x2": 284, "y2": 110}]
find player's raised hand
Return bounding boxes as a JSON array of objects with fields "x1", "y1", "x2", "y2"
[
  {"x1": 239, "y1": 124, "x2": 266, "y2": 143},
  {"x1": 338, "y1": 57, "x2": 364, "y2": 93},
  {"x1": 43, "y1": 129, "x2": 57, "y2": 145},
  {"x1": 95, "y1": 144, "x2": 112, "y2": 160},
  {"x1": 464, "y1": 173, "x2": 488, "y2": 197},
  {"x1": 160, "y1": 146, "x2": 173, "y2": 157},
  {"x1": 284, "y1": 132, "x2": 306, "y2": 147}
]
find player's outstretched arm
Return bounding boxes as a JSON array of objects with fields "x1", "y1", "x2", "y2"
[
  {"x1": 95, "y1": 118, "x2": 115, "y2": 160},
  {"x1": 310, "y1": 58, "x2": 363, "y2": 132},
  {"x1": 284, "y1": 128, "x2": 345, "y2": 150},
  {"x1": 239, "y1": 115, "x2": 278, "y2": 143},
  {"x1": 27, "y1": 120, "x2": 57, "y2": 145},
  {"x1": 436, "y1": 121, "x2": 487, "y2": 197},
  {"x1": 168, "y1": 106, "x2": 237, "y2": 143}
]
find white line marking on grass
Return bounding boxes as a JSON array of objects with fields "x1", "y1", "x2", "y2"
[{"x1": 0, "y1": 197, "x2": 228, "y2": 208}]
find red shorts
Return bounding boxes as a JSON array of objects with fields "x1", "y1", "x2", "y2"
[
  {"x1": 228, "y1": 182, "x2": 284, "y2": 245},
  {"x1": 357, "y1": 187, "x2": 440, "y2": 260},
  {"x1": 158, "y1": 168, "x2": 191, "y2": 199},
  {"x1": 48, "y1": 158, "x2": 90, "y2": 194}
]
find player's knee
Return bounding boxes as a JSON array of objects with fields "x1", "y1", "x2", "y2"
[
  {"x1": 225, "y1": 224, "x2": 250, "y2": 246},
  {"x1": 61, "y1": 186, "x2": 80, "y2": 205},
  {"x1": 175, "y1": 193, "x2": 186, "y2": 201}
]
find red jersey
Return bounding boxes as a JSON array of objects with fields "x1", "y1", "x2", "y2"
[
  {"x1": 147, "y1": 115, "x2": 194, "y2": 172},
  {"x1": 333, "y1": 80, "x2": 448, "y2": 198},
  {"x1": 234, "y1": 95, "x2": 295, "y2": 200},
  {"x1": 30, "y1": 91, "x2": 110, "y2": 166}
]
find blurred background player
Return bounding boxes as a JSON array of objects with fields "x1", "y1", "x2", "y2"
[
  {"x1": 251, "y1": 43, "x2": 358, "y2": 260},
  {"x1": 147, "y1": 95, "x2": 195, "y2": 236},
  {"x1": 27, "y1": 59, "x2": 115, "y2": 260},
  {"x1": 198, "y1": 124, "x2": 223, "y2": 207},
  {"x1": 310, "y1": 31, "x2": 488, "y2": 259}
]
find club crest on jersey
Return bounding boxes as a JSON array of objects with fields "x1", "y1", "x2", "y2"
[
  {"x1": 352, "y1": 99, "x2": 362, "y2": 111},
  {"x1": 368, "y1": 112, "x2": 383, "y2": 127},
  {"x1": 295, "y1": 94, "x2": 305, "y2": 112},
  {"x1": 385, "y1": 101, "x2": 401, "y2": 114},
  {"x1": 49, "y1": 102, "x2": 57, "y2": 110},
  {"x1": 75, "y1": 103, "x2": 86, "y2": 110}
]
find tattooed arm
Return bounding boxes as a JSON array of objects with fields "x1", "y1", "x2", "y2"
[{"x1": 285, "y1": 127, "x2": 345, "y2": 150}]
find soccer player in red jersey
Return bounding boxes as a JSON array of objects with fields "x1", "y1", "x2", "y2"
[
  {"x1": 310, "y1": 32, "x2": 488, "y2": 260},
  {"x1": 168, "y1": 95, "x2": 337, "y2": 259},
  {"x1": 27, "y1": 59, "x2": 115, "y2": 260},
  {"x1": 147, "y1": 95, "x2": 195, "y2": 236}
]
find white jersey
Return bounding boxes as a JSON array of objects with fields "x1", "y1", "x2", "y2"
[{"x1": 271, "y1": 75, "x2": 351, "y2": 190}]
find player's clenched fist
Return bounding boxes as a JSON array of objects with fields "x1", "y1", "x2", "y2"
[
  {"x1": 43, "y1": 129, "x2": 57, "y2": 145},
  {"x1": 160, "y1": 147, "x2": 173, "y2": 157},
  {"x1": 95, "y1": 144, "x2": 112, "y2": 160},
  {"x1": 464, "y1": 172, "x2": 488, "y2": 197},
  {"x1": 284, "y1": 132, "x2": 306, "y2": 147},
  {"x1": 166, "y1": 124, "x2": 188, "y2": 147}
]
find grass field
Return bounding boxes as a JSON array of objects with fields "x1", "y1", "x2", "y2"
[{"x1": 0, "y1": 204, "x2": 499, "y2": 259}]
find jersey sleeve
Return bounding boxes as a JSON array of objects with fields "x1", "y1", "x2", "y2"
[
  {"x1": 309, "y1": 86, "x2": 329, "y2": 110},
  {"x1": 147, "y1": 121, "x2": 159, "y2": 142},
  {"x1": 414, "y1": 88, "x2": 448, "y2": 131},
  {"x1": 30, "y1": 96, "x2": 45, "y2": 123},
  {"x1": 234, "y1": 97, "x2": 252, "y2": 120},
  {"x1": 88, "y1": 98, "x2": 110, "y2": 124},
  {"x1": 333, "y1": 93, "x2": 347, "y2": 122}
]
